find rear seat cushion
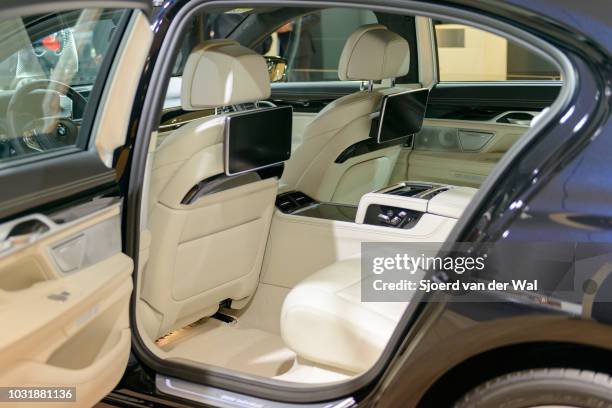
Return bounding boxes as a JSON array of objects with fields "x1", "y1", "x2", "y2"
[{"x1": 280, "y1": 256, "x2": 408, "y2": 373}]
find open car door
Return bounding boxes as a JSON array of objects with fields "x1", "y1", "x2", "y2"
[{"x1": 0, "y1": 1, "x2": 151, "y2": 406}]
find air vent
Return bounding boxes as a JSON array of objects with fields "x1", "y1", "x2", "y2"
[
  {"x1": 275, "y1": 191, "x2": 316, "y2": 214},
  {"x1": 421, "y1": 188, "x2": 449, "y2": 200}
]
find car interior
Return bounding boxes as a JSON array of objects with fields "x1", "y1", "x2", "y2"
[{"x1": 131, "y1": 6, "x2": 561, "y2": 384}]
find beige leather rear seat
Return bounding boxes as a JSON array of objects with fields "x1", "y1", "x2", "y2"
[{"x1": 280, "y1": 256, "x2": 408, "y2": 373}]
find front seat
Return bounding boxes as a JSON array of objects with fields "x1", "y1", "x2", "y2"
[
  {"x1": 141, "y1": 40, "x2": 278, "y2": 339},
  {"x1": 281, "y1": 24, "x2": 411, "y2": 205}
]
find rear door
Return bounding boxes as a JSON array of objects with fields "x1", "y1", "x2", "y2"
[
  {"x1": 390, "y1": 20, "x2": 562, "y2": 187},
  {"x1": 0, "y1": 1, "x2": 151, "y2": 406}
]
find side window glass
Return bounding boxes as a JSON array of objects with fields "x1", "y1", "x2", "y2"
[
  {"x1": 434, "y1": 21, "x2": 561, "y2": 81},
  {"x1": 0, "y1": 9, "x2": 127, "y2": 164},
  {"x1": 265, "y1": 9, "x2": 377, "y2": 82}
]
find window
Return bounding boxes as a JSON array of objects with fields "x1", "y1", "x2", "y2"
[
  {"x1": 434, "y1": 21, "x2": 561, "y2": 81},
  {"x1": 0, "y1": 9, "x2": 128, "y2": 163},
  {"x1": 264, "y1": 8, "x2": 377, "y2": 82}
]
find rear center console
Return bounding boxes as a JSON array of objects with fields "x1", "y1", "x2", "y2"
[
  {"x1": 356, "y1": 182, "x2": 476, "y2": 228},
  {"x1": 268, "y1": 182, "x2": 476, "y2": 287},
  {"x1": 275, "y1": 191, "x2": 357, "y2": 223},
  {"x1": 357, "y1": 182, "x2": 446, "y2": 228},
  {"x1": 276, "y1": 182, "x2": 476, "y2": 229}
]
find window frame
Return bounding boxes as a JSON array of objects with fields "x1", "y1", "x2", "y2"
[
  {"x1": 0, "y1": 8, "x2": 132, "y2": 170},
  {"x1": 0, "y1": 1, "x2": 151, "y2": 222}
]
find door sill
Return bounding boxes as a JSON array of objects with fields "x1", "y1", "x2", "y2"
[{"x1": 156, "y1": 375, "x2": 356, "y2": 408}]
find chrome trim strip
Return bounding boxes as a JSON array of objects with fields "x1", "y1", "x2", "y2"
[
  {"x1": 158, "y1": 120, "x2": 192, "y2": 132},
  {"x1": 436, "y1": 80, "x2": 564, "y2": 87},
  {"x1": 156, "y1": 375, "x2": 356, "y2": 408}
]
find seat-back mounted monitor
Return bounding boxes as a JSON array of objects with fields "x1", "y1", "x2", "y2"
[
  {"x1": 224, "y1": 105, "x2": 293, "y2": 176},
  {"x1": 375, "y1": 88, "x2": 429, "y2": 143}
]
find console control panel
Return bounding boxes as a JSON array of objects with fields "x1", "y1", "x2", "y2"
[
  {"x1": 356, "y1": 181, "x2": 456, "y2": 229},
  {"x1": 364, "y1": 205, "x2": 422, "y2": 229}
]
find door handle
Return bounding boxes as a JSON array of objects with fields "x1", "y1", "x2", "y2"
[
  {"x1": 506, "y1": 117, "x2": 532, "y2": 126},
  {"x1": 0, "y1": 216, "x2": 53, "y2": 254}
]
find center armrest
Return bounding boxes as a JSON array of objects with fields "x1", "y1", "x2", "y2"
[{"x1": 356, "y1": 182, "x2": 477, "y2": 228}]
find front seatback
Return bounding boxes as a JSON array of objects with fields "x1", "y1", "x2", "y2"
[
  {"x1": 281, "y1": 24, "x2": 411, "y2": 205},
  {"x1": 141, "y1": 40, "x2": 278, "y2": 339}
]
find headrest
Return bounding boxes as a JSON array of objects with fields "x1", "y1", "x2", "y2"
[
  {"x1": 181, "y1": 40, "x2": 271, "y2": 110},
  {"x1": 338, "y1": 24, "x2": 410, "y2": 81}
]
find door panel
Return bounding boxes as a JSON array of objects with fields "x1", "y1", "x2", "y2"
[
  {"x1": 0, "y1": 2, "x2": 150, "y2": 406},
  {"x1": 392, "y1": 118, "x2": 525, "y2": 187},
  {"x1": 390, "y1": 83, "x2": 561, "y2": 187},
  {"x1": 403, "y1": 149, "x2": 499, "y2": 187},
  {"x1": 0, "y1": 202, "x2": 132, "y2": 406}
]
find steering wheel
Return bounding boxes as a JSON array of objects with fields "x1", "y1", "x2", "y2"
[{"x1": 6, "y1": 79, "x2": 87, "y2": 155}]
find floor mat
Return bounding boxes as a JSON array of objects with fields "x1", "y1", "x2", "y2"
[{"x1": 157, "y1": 318, "x2": 296, "y2": 377}]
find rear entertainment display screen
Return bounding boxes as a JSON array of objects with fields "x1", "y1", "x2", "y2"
[
  {"x1": 377, "y1": 88, "x2": 429, "y2": 143},
  {"x1": 225, "y1": 106, "x2": 293, "y2": 176}
]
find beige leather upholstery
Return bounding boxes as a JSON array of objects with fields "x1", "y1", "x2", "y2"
[
  {"x1": 0, "y1": 205, "x2": 133, "y2": 407},
  {"x1": 396, "y1": 119, "x2": 525, "y2": 188},
  {"x1": 338, "y1": 24, "x2": 410, "y2": 81},
  {"x1": 428, "y1": 187, "x2": 477, "y2": 218},
  {"x1": 262, "y1": 210, "x2": 457, "y2": 289},
  {"x1": 280, "y1": 257, "x2": 408, "y2": 373},
  {"x1": 142, "y1": 41, "x2": 278, "y2": 338},
  {"x1": 281, "y1": 25, "x2": 411, "y2": 205},
  {"x1": 355, "y1": 186, "x2": 477, "y2": 222},
  {"x1": 181, "y1": 40, "x2": 270, "y2": 110}
]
